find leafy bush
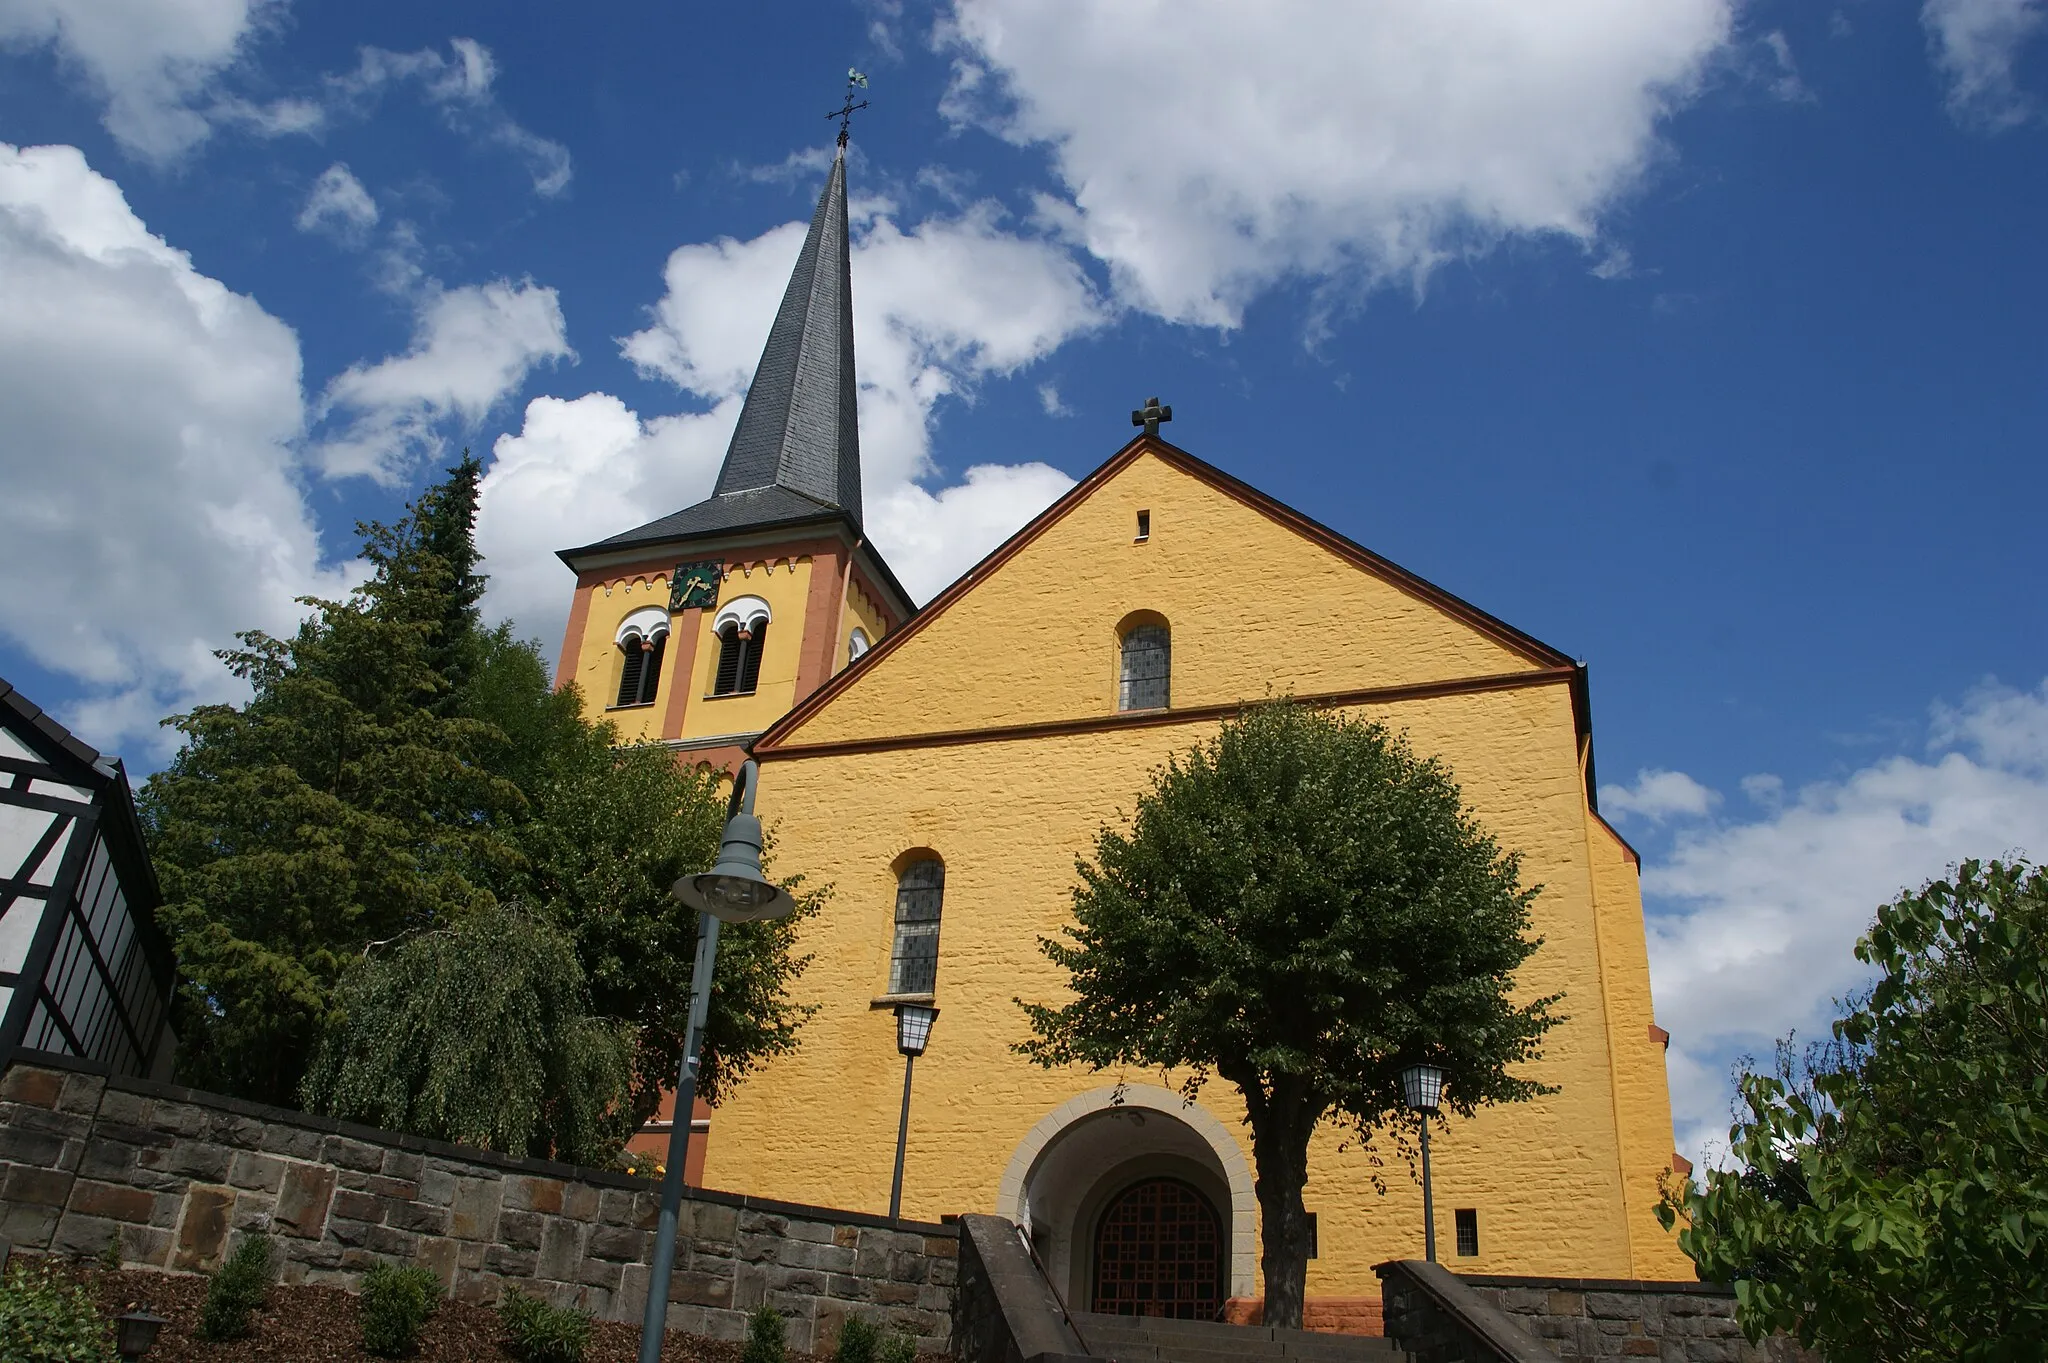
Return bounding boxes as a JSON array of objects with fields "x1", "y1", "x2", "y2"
[
  {"x1": 740, "y1": 1304, "x2": 787, "y2": 1363},
  {"x1": 198, "y1": 1232, "x2": 274, "y2": 1341},
  {"x1": 833, "y1": 1314, "x2": 879, "y2": 1363},
  {"x1": 0, "y1": 1259, "x2": 115, "y2": 1362},
  {"x1": 879, "y1": 1331, "x2": 918, "y2": 1363},
  {"x1": 498, "y1": 1288, "x2": 592, "y2": 1363},
  {"x1": 359, "y1": 1262, "x2": 441, "y2": 1356}
]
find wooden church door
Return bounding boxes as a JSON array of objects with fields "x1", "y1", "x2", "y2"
[{"x1": 1090, "y1": 1178, "x2": 1225, "y2": 1319}]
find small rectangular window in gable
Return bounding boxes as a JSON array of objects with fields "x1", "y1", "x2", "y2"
[
  {"x1": 1455, "y1": 1208, "x2": 1479, "y2": 1257},
  {"x1": 1135, "y1": 509, "x2": 1150, "y2": 541}
]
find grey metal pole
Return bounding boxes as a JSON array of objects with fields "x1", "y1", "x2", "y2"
[
  {"x1": 1418, "y1": 1111, "x2": 1437, "y2": 1263},
  {"x1": 888, "y1": 1051, "x2": 916, "y2": 1221},
  {"x1": 636, "y1": 910, "x2": 722, "y2": 1363}
]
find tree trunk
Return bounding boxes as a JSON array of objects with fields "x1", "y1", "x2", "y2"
[{"x1": 1247, "y1": 1081, "x2": 1318, "y2": 1330}]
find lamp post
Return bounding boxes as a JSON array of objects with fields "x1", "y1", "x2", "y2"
[
  {"x1": 114, "y1": 1306, "x2": 168, "y2": 1359},
  {"x1": 637, "y1": 761, "x2": 797, "y2": 1363},
  {"x1": 1400, "y1": 1064, "x2": 1445, "y2": 1263},
  {"x1": 888, "y1": 1004, "x2": 938, "y2": 1222}
]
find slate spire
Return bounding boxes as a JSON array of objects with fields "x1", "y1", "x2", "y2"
[{"x1": 711, "y1": 146, "x2": 862, "y2": 524}]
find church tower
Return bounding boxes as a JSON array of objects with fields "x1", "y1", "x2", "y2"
[{"x1": 553, "y1": 146, "x2": 914, "y2": 771}]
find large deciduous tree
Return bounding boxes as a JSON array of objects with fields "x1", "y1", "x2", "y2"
[
  {"x1": 1662, "y1": 860, "x2": 2048, "y2": 1361},
  {"x1": 144, "y1": 455, "x2": 819, "y2": 1133},
  {"x1": 1019, "y1": 701, "x2": 1559, "y2": 1328}
]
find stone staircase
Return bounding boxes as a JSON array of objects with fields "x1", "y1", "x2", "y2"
[{"x1": 1070, "y1": 1310, "x2": 1414, "y2": 1363}]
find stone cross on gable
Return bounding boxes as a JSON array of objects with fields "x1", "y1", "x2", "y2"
[{"x1": 1131, "y1": 396, "x2": 1173, "y2": 437}]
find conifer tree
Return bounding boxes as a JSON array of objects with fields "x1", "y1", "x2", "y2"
[
  {"x1": 1019, "y1": 702, "x2": 1559, "y2": 1328},
  {"x1": 144, "y1": 456, "x2": 819, "y2": 1126}
]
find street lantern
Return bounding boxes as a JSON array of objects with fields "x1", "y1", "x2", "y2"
[
  {"x1": 1400, "y1": 1063, "x2": 1445, "y2": 1262},
  {"x1": 639, "y1": 761, "x2": 797, "y2": 1363},
  {"x1": 889, "y1": 1004, "x2": 939, "y2": 1220},
  {"x1": 114, "y1": 1306, "x2": 168, "y2": 1359}
]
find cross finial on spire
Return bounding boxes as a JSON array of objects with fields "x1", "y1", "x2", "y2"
[
  {"x1": 1131, "y1": 396, "x2": 1173, "y2": 437},
  {"x1": 829, "y1": 69, "x2": 870, "y2": 148}
]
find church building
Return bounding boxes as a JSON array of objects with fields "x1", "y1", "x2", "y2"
[{"x1": 551, "y1": 141, "x2": 1693, "y2": 1324}]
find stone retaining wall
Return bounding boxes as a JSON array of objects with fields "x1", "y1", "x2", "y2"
[
  {"x1": 1461, "y1": 1275, "x2": 1820, "y2": 1363},
  {"x1": 0, "y1": 1054, "x2": 955, "y2": 1355}
]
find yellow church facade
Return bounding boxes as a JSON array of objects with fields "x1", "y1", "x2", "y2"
[{"x1": 552, "y1": 144, "x2": 1692, "y2": 1322}]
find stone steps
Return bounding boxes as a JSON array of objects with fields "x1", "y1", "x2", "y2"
[{"x1": 1071, "y1": 1310, "x2": 1412, "y2": 1363}]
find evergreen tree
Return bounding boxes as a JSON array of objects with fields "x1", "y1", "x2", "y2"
[
  {"x1": 145, "y1": 455, "x2": 819, "y2": 1121},
  {"x1": 1019, "y1": 702, "x2": 1559, "y2": 1328}
]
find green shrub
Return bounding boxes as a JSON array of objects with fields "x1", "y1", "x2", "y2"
[
  {"x1": 198, "y1": 1232, "x2": 274, "y2": 1341},
  {"x1": 740, "y1": 1304, "x2": 787, "y2": 1363},
  {"x1": 359, "y1": 1262, "x2": 441, "y2": 1356},
  {"x1": 498, "y1": 1288, "x2": 592, "y2": 1363},
  {"x1": 879, "y1": 1330, "x2": 918, "y2": 1363},
  {"x1": 0, "y1": 1259, "x2": 115, "y2": 1362},
  {"x1": 833, "y1": 1314, "x2": 879, "y2": 1363}
]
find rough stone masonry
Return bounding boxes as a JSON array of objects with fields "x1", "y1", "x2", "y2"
[{"x1": 0, "y1": 1057, "x2": 956, "y2": 1355}]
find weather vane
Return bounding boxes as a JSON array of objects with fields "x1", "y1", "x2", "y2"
[{"x1": 828, "y1": 70, "x2": 870, "y2": 148}]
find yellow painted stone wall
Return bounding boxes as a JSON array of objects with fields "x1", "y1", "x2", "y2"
[
  {"x1": 700, "y1": 448, "x2": 1686, "y2": 1292},
  {"x1": 679, "y1": 557, "x2": 817, "y2": 741},
  {"x1": 777, "y1": 452, "x2": 1542, "y2": 748},
  {"x1": 564, "y1": 557, "x2": 818, "y2": 741}
]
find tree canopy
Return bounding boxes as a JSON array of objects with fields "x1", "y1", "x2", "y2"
[
  {"x1": 1019, "y1": 701, "x2": 1558, "y2": 1328},
  {"x1": 143, "y1": 454, "x2": 819, "y2": 1144},
  {"x1": 1663, "y1": 859, "x2": 2048, "y2": 1361}
]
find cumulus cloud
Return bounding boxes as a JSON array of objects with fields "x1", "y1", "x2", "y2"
[
  {"x1": 1924, "y1": 0, "x2": 2047, "y2": 127},
  {"x1": 1642, "y1": 678, "x2": 2048, "y2": 1168},
  {"x1": 478, "y1": 185, "x2": 1104, "y2": 645},
  {"x1": 0, "y1": 0, "x2": 274, "y2": 160},
  {"x1": 938, "y1": 0, "x2": 1734, "y2": 326},
  {"x1": 295, "y1": 162, "x2": 377, "y2": 240},
  {"x1": 1601, "y1": 767, "x2": 1721, "y2": 823},
  {"x1": 0, "y1": 141, "x2": 348, "y2": 752},
  {"x1": 313, "y1": 277, "x2": 573, "y2": 484}
]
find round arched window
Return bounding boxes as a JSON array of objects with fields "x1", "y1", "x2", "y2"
[{"x1": 848, "y1": 627, "x2": 871, "y2": 662}]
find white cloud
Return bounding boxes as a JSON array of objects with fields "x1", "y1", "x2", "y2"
[
  {"x1": 478, "y1": 187, "x2": 1102, "y2": 645},
  {"x1": 1037, "y1": 382, "x2": 1070, "y2": 417},
  {"x1": 868, "y1": 461, "x2": 1077, "y2": 602},
  {"x1": 1600, "y1": 767, "x2": 1721, "y2": 823},
  {"x1": 0, "y1": 0, "x2": 274, "y2": 160},
  {"x1": 321, "y1": 38, "x2": 571, "y2": 196},
  {"x1": 939, "y1": 0, "x2": 1734, "y2": 326},
  {"x1": 477, "y1": 393, "x2": 736, "y2": 642},
  {"x1": 1642, "y1": 679, "x2": 2048, "y2": 1168},
  {"x1": 0, "y1": 142, "x2": 348, "y2": 753},
  {"x1": 296, "y1": 162, "x2": 377, "y2": 240},
  {"x1": 1924, "y1": 0, "x2": 2047, "y2": 128},
  {"x1": 314, "y1": 278, "x2": 573, "y2": 484}
]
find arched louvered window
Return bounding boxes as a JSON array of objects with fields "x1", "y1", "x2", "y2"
[
  {"x1": 888, "y1": 858, "x2": 945, "y2": 996},
  {"x1": 1118, "y1": 621, "x2": 1171, "y2": 711},
  {"x1": 711, "y1": 597, "x2": 771, "y2": 697},
  {"x1": 614, "y1": 607, "x2": 670, "y2": 707}
]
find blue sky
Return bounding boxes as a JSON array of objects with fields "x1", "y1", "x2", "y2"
[{"x1": 3, "y1": 0, "x2": 2045, "y2": 1168}]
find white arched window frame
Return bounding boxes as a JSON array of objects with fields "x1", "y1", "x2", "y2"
[
  {"x1": 847, "y1": 627, "x2": 871, "y2": 663},
  {"x1": 614, "y1": 607, "x2": 672, "y2": 707},
  {"x1": 711, "y1": 596, "x2": 772, "y2": 697}
]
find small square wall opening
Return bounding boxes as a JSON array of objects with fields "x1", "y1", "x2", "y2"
[
  {"x1": 1455, "y1": 1208, "x2": 1479, "y2": 1257},
  {"x1": 1135, "y1": 510, "x2": 1150, "y2": 541}
]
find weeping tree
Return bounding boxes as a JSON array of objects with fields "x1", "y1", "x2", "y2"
[
  {"x1": 1019, "y1": 701, "x2": 1560, "y2": 1328},
  {"x1": 301, "y1": 902, "x2": 634, "y2": 1163}
]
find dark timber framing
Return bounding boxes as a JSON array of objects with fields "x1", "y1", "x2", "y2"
[{"x1": 0, "y1": 677, "x2": 177, "y2": 1078}]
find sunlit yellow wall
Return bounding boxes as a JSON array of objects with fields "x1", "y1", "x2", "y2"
[
  {"x1": 678, "y1": 557, "x2": 818, "y2": 741},
  {"x1": 1586, "y1": 813, "x2": 1695, "y2": 1278},
  {"x1": 707, "y1": 452, "x2": 1685, "y2": 1291},
  {"x1": 566, "y1": 569, "x2": 675, "y2": 744},
  {"x1": 778, "y1": 451, "x2": 1542, "y2": 748},
  {"x1": 837, "y1": 575, "x2": 891, "y2": 672}
]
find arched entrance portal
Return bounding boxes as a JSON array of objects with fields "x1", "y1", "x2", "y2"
[
  {"x1": 997, "y1": 1084, "x2": 1256, "y2": 1310},
  {"x1": 1092, "y1": 1177, "x2": 1226, "y2": 1318}
]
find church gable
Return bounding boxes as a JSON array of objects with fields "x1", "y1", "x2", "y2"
[{"x1": 759, "y1": 438, "x2": 1570, "y2": 753}]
